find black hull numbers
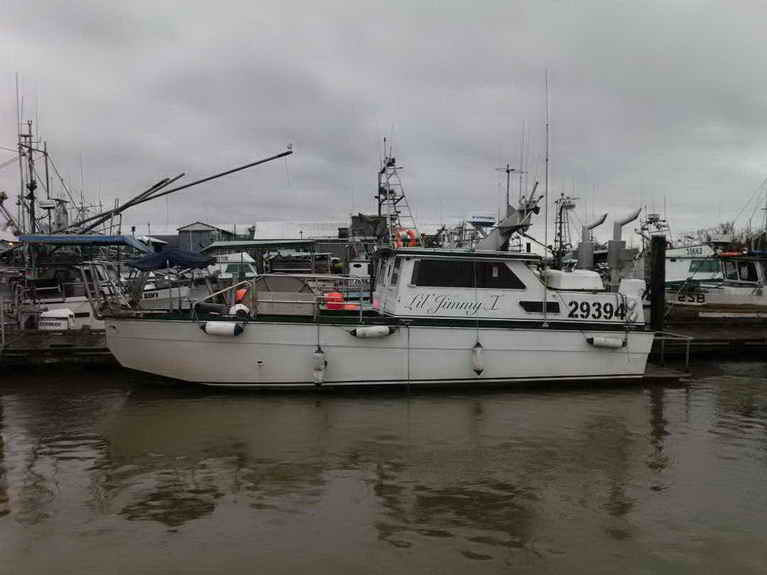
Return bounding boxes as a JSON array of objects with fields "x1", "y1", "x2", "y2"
[
  {"x1": 567, "y1": 300, "x2": 626, "y2": 320},
  {"x1": 677, "y1": 293, "x2": 706, "y2": 303}
]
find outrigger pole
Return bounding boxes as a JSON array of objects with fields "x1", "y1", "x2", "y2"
[
  {"x1": 75, "y1": 174, "x2": 186, "y2": 234},
  {"x1": 64, "y1": 147, "x2": 294, "y2": 233}
]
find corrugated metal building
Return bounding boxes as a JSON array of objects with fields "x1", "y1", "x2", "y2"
[{"x1": 177, "y1": 222, "x2": 237, "y2": 252}]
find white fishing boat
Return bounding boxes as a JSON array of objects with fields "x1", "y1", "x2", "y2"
[
  {"x1": 666, "y1": 251, "x2": 767, "y2": 320},
  {"x1": 95, "y1": 247, "x2": 652, "y2": 388},
  {"x1": 90, "y1": 191, "x2": 654, "y2": 388}
]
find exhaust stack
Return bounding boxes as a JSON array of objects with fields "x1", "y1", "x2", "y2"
[
  {"x1": 608, "y1": 207, "x2": 642, "y2": 289},
  {"x1": 577, "y1": 213, "x2": 608, "y2": 270}
]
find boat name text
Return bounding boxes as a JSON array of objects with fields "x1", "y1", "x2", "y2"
[{"x1": 404, "y1": 293, "x2": 501, "y2": 316}]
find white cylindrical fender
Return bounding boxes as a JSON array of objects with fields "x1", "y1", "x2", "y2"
[
  {"x1": 348, "y1": 326, "x2": 396, "y2": 338},
  {"x1": 587, "y1": 336, "x2": 625, "y2": 349},
  {"x1": 312, "y1": 347, "x2": 326, "y2": 385},
  {"x1": 200, "y1": 321, "x2": 245, "y2": 337},
  {"x1": 472, "y1": 342, "x2": 484, "y2": 375}
]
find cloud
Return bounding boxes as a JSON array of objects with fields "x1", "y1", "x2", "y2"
[{"x1": 1, "y1": 0, "x2": 767, "y2": 242}]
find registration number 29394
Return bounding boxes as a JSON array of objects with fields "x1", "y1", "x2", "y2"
[{"x1": 567, "y1": 300, "x2": 626, "y2": 320}]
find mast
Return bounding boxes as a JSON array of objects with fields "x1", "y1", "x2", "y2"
[
  {"x1": 44, "y1": 141, "x2": 51, "y2": 232},
  {"x1": 375, "y1": 140, "x2": 420, "y2": 247},
  {"x1": 23, "y1": 121, "x2": 37, "y2": 233}
]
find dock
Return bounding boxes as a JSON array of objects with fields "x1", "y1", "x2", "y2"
[
  {"x1": 652, "y1": 324, "x2": 767, "y2": 358},
  {"x1": 642, "y1": 363, "x2": 690, "y2": 385},
  {"x1": 0, "y1": 328, "x2": 115, "y2": 366}
]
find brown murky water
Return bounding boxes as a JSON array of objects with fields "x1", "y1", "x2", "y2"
[{"x1": 1, "y1": 362, "x2": 766, "y2": 574}]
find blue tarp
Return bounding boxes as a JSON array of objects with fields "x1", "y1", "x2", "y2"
[
  {"x1": 18, "y1": 234, "x2": 151, "y2": 253},
  {"x1": 126, "y1": 247, "x2": 214, "y2": 271}
]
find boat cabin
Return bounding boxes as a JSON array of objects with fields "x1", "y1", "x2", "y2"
[
  {"x1": 372, "y1": 248, "x2": 639, "y2": 324},
  {"x1": 720, "y1": 256, "x2": 765, "y2": 285}
]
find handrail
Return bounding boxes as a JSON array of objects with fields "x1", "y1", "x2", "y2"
[
  {"x1": 654, "y1": 330, "x2": 693, "y2": 369},
  {"x1": 192, "y1": 279, "x2": 253, "y2": 306}
]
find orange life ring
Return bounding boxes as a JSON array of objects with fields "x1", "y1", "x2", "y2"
[{"x1": 393, "y1": 228, "x2": 417, "y2": 248}]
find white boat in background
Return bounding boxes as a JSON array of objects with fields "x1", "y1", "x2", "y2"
[
  {"x1": 208, "y1": 252, "x2": 258, "y2": 281},
  {"x1": 665, "y1": 243, "x2": 722, "y2": 284}
]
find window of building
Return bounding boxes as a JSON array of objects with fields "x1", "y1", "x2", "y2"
[{"x1": 411, "y1": 259, "x2": 526, "y2": 289}]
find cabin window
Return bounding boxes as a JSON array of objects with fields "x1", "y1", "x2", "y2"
[
  {"x1": 689, "y1": 260, "x2": 720, "y2": 274},
  {"x1": 225, "y1": 263, "x2": 252, "y2": 274},
  {"x1": 373, "y1": 260, "x2": 381, "y2": 284},
  {"x1": 479, "y1": 262, "x2": 525, "y2": 289},
  {"x1": 738, "y1": 262, "x2": 758, "y2": 282},
  {"x1": 724, "y1": 261, "x2": 738, "y2": 281},
  {"x1": 411, "y1": 259, "x2": 525, "y2": 289},
  {"x1": 383, "y1": 259, "x2": 394, "y2": 286},
  {"x1": 390, "y1": 258, "x2": 402, "y2": 286}
]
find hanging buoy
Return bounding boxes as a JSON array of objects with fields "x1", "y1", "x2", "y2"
[
  {"x1": 312, "y1": 346, "x2": 326, "y2": 385},
  {"x1": 235, "y1": 288, "x2": 248, "y2": 303},
  {"x1": 200, "y1": 321, "x2": 244, "y2": 337},
  {"x1": 472, "y1": 342, "x2": 484, "y2": 375},
  {"x1": 324, "y1": 292, "x2": 344, "y2": 310},
  {"x1": 586, "y1": 336, "x2": 625, "y2": 349},
  {"x1": 348, "y1": 326, "x2": 397, "y2": 338},
  {"x1": 228, "y1": 303, "x2": 250, "y2": 318}
]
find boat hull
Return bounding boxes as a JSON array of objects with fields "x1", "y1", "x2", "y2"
[{"x1": 105, "y1": 318, "x2": 654, "y2": 388}]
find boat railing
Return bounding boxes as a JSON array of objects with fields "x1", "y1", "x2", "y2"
[
  {"x1": 653, "y1": 330, "x2": 693, "y2": 369},
  {"x1": 79, "y1": 260, "x2": 132, "y2": 319},
  {"x1": 191, "y1": 275, "x2": 368, "y2": 322}
]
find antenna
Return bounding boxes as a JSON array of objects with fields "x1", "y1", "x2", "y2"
[
  {"x1": 519, "y1": 122, "x2": 525, "y2": 204},
  {"x1": 496, "y1": 163, "x2": 523, "y2": 218},
  {"x1": 15, "y1": 73, "x2": 24, "y2": 234},
  {"x1": 544, "y1": 70, "x2": 550, "y2": 257},
  {"x1": 543, "y1": 69, "x2": 550, "y2": 326}
]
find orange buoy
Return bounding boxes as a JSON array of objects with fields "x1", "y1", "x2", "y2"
[
  {"x1": 235, "y1": 288, "x2": 248, "y2": 303},
  {"x1": 342, "y1": 303, "x2": 359, "y2": 311},
  {"x1": 324, "y1": 291, "x2": 344, "y2": 310}
]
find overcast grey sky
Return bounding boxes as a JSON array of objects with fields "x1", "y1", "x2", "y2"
[{"x1": 2, "y1": 0, "x2": 767, "y2": 240}]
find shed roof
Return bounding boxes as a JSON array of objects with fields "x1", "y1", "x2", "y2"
[
  {"x1": 18, "y1": 234, "x2": 151, "y2": 253},
  {"x1": 176, "y1": 221, "x2": 235, "y2": 235},
  {"x1": 202, "y1": 239, "x2": 315, "y2": 252}
]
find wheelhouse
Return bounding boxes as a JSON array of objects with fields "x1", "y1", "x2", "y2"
[{"x1": 720, "y1": 256, "x2": 765, "y2": 285}]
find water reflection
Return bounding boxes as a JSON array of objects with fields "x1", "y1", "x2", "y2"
[
  {"x1": 0, "y1": 398, "x2": 8, "y2": 517},
  {"x1": 647, "y1": 386, "x2": 670, "y2": 490},
  {"x1": 1, "y1": 366, "x2": 767, "y2": 573}
]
